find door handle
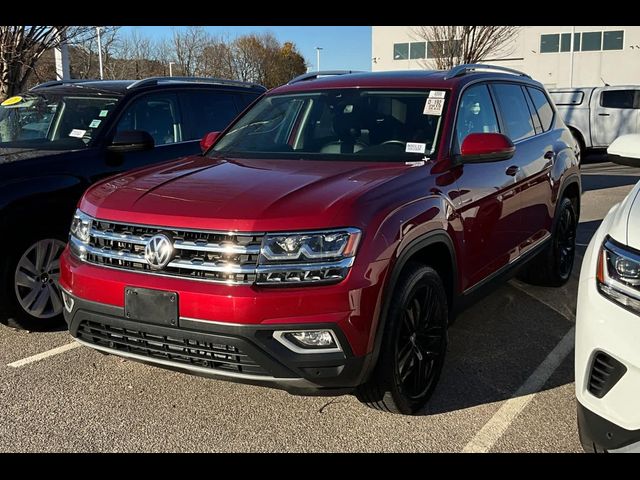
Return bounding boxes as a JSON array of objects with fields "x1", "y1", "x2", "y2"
[
  {"x1": 505, "y1": 165, "x2": 520, "y2": 176},
  {"x1": 598, "y1": 113, "x2": 610, "y2": 116},
  {"x1": 544, "y1": 151, "x2": 555, "y2": 160}
]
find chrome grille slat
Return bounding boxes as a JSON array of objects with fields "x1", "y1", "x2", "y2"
[{"x1": 83, "y1": 220, "x2": 263, "y2": 284}]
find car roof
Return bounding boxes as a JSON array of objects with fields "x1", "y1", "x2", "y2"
[
  {"x1": 270, "y1": 66, "x2": 545, "y2": 95},
  {"x1": 29, "y1": 77, "x2": 266, "y2": 96}
]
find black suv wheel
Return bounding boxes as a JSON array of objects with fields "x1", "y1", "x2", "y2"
[{"x1": 356, "y1": 263, "x2": 448, "y2": 414}]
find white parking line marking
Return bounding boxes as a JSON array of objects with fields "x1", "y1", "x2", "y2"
[
  {"x1": 462, "y1": 326, "x2": 575, "y2": 453},
  {"x1": 7, "y1": 342, "x2": 81, "y2": 368}
]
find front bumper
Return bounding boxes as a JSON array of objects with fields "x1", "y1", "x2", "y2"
[
  {"x1": 61, "y1": 283, "x2": 374, "y2": 395},
  {"x1": 575, "y1": 215, "x2": 640, "y2": 451}
]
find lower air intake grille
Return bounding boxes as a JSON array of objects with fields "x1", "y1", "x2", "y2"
[
  {"x1": 588, "y1": 351, "x2": 627, "y2": 399},
  {"x1": 77, "y1": 320, "x2": 268, "y2": 376}
]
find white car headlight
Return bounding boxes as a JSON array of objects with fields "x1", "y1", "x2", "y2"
[
  {"x1": 597, "y1": 236, "x2": 640, "y2": 313},
  {"x1": 70, "y1": 209, "x2": 93, "y2": 244},
  {"x1": 260, "y1": 228, "x2": 361, "y2": 263}
]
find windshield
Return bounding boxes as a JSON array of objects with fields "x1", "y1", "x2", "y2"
[
  {"x1": 0, "y1": 93, "x2": 119, "y2": 150},
  {"x1": 211, "y1": 89, "x2": 445, "y2": 161}
]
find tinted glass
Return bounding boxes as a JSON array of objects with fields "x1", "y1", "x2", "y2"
[
  {"x1": 117, "y1": 93, "x2": 181, "y2": 146},
  {"x1": 492, "y1": 84, "x2": 536, "y2": 142},
  {"x1": 213, "y1": 89, "x2": 445, "y2": 161},
  {"x1": 574, "y1": 32, "x2": 582, "y2": 51},
  {"x1": 410, "y1": 42, "x2": 426, "y2": 59},
  {"x1": 528, "y1": 88, "x2": 554, "y2": 131},
  {"x1": 181, "y1": 91, "x2": 238, "y2": 140},
  {"x1": 601, "y1": 90, "x2": 636, "y2": 109},
  {"x1": 560, "y1": 33, "x2": 571, "y2": 52},
  {"x1": 603, "y1": 30, "x2": 624, "y2": 50},
  {"x1": 540, "y1": 34, "x2": 560, "y2": 53},
  {"x1": 581, "y1": 32, "x2": 602, "y2": 51},
  {"x1": 394, "y1": 43, "x2": 409, "y2": 60},
  {"x1": 455, "y1": 84, "x2": 499, "y2": 147},
  {"x1": 0, "y1": 93, "x2": 118, "y2": 149},
  {"x1": 549, "y1": 91, "x2": 584, "y2": 106}
]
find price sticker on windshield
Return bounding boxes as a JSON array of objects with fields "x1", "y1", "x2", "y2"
[{"x1": 424, "y1": 90, "x2": 446, "y2": 116}]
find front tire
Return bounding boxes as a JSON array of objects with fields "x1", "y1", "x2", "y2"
[
  {"x1": 1, "y1": 235, "x2": 67, "y2": 330},
  {"x1": 356, "y1": 263, "x2": 448, "y2": 414},
  {"x1": 518, "y1": 197, "x2": 577, "y2": 287}
]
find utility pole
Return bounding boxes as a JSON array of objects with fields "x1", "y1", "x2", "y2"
[
  {"x1": 96, "y1": 26, "x2": 104, "y2": 80},
  {"x1": 169, "y1": 62, "x2": 175, "y2": 77},
  {"x1": 569, "y1": 25, "x2": 575, "y2": 88},
  {"x1": 316, "y1": 47, "x2": 323, "y2": 71}
]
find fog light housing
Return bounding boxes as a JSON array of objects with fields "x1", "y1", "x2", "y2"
[{"x1": 273, "y1": 329, "x2": 342, "y2": 354}]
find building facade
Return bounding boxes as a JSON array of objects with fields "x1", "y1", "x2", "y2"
[{"x1": 372, "y1": 26, "x2": 640, "y2": 88}]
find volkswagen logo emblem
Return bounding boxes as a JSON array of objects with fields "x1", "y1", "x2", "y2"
[{"x1": 145, "y1": 233, "x2": 174, "y2": 270}]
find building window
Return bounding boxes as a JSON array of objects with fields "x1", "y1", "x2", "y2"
[
  {"x1": 540, "y1": 34, "x2": 560, "y2": 53},
  {"x1": 560, "y1": 33, "x2": 571, "y2": 52},
  {"x1": 394, "y1": 43, "x2": 409, "y2": 60},
  {"x1": 603, "y1": 30, "x2": 624, "y2": 50},
  {"x1": 410, "y1": 42, "x2": 426, "y2": 59},
  {"x1": 581, "y1": 31, "x2": 602, "y2": 51},
  {"x1": 427, "y1": 39, "x2": 461, "y2": 58},
  {"x1": 574, "y1": 32, "x2": 581, "y2": 51}
]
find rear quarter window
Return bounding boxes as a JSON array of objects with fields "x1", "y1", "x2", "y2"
[{"x1": 527, "y1": 87, "x2": 555, "y2": 132}]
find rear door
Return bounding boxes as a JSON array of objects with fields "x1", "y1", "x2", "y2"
[
  {"x1": 593, "y1": 88, "x2": 640, "y2": 147},
  {"x1": 452, "y1": 83, "x2": 522, "y2": 289}
]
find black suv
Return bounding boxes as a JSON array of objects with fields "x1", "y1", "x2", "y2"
[{"x1": 0, "y1": 77, "x2": 265, "y2": 329}]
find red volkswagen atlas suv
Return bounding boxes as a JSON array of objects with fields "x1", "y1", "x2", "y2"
[{"x1": 60, "y1": 66, "x2": 580, "y2": 414}]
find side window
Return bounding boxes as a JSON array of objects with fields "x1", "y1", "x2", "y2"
[
  {"x1": 455, "y1": 84, "x2": 500, "y2": 148},
  {"x1": 600, "y1": 90, "x2": 637, "y2": 109},
  {"x1": 117, "y1": 93, "x2": 181, "y2": 146},
  {"x1": 527, "y1": 87, "x2": 555, "y2": 132},
  {"x1": 235, "y1": 92, "x2": 260, "y2": 111},
  {"x1": 492, "y1": 83, "x2": 536, "y2": 142},
  {"x1": 180, "y1": 90, "x2": 239, "y2": 141}
]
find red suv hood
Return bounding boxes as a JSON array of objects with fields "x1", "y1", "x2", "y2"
[{"x1": 81, "y1": 155, "x2": 423, "y2": 231}]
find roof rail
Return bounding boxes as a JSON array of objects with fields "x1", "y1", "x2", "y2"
[
  {"x1": 444, "y1": 64, "x2": 531, "y2": 80},
  {"x1": 287, "y1": 70, "x2": 363, "y2": 85},
  {"x1": 29, "y1": 79, "x2": 98, "y2": 91},
  {"x1": 126, "y1": 76, "x2": 264, "y2": 91}
]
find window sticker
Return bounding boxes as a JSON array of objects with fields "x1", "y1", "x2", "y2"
[
  {"x1": 424, "y1": 90, "x2": 446, "y2": 116},
  {"x1": 99, "y1": 110, "x2": 109, "y2": 117},
  {"x1": 405, "y1": 142, "x2": 426, "y2": 154},
  {"x1": 89, "y1": 119, "x2": 101, "y2": 128},
  {"x1": 1, "y1": 96, "x2": 23, "y2": 106},
  {"x1": 69, "y1": 129, "x2": 86, "y2": 138}
]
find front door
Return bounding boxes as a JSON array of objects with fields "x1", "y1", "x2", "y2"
[{"x1": 593, "y1": 88, "x2": 640, "y2": 147}]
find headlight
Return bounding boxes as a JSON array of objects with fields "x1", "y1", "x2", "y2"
[
  {"x1": 597, "y1": 236, "x2": 640, "y2": 313},
  {"x1": 70, "y1": 209, "x2": 93, "y2": 243},
  {"x1": 260, "y1": 228, "x2": 361, "y2": 263},
  {"x1": 256, "y1": 228, "x2": 361, "y2": 285}
]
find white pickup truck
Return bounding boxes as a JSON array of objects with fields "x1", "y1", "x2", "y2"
[{"x1": 548, "y1": 86, "x2": 640, "y2": 158}]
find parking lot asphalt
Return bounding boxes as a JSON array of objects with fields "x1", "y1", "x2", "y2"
[{"x1": 1, "y1": 155, "x2": 639, "y2": 453}]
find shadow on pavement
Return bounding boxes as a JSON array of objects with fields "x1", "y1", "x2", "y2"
[{"x1": 581, "y1": 174, "x2": 640, "y2": 193}]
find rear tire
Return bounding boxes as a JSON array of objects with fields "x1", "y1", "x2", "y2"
[
  {"x1": 356, "y1": 263, "x2": 448, "y2": 415},
  {"x1": 518, "y1": 197, "x2": 577, "y2": 287}
]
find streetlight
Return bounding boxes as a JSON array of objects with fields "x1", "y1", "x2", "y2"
[
  {"x1": 316, "y1": 47, "x2": 323, "y2": 72},
  {"x1": 96, "y1": 26, "x2": 104, "y2": 80},
  {"x1": 169, "y1": 62, "x2": 175, "y2": 77}
]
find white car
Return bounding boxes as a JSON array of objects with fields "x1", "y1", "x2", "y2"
[{"x1": 576, "y1": 134, "x2": 640, "y2": 453}]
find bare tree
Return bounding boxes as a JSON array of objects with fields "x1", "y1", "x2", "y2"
[
  {"x1": 413, "y1": 26, "x2": 520, "y2": 70},
  {"x1": 172, "y1": 26, "x2": 210, "y2": 76},
  {"x1": 0, "y1": 26, "x2": 106, "y2": 99}
]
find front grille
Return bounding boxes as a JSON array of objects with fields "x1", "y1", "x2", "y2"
[
  {"x1": 85, "y1": 219, "x2": 263, "y2": 284},
  {"x1": 588, "y1": 351, "x2": 627, "y2": 398},
  {"x1": 77, "y1": 320, "x2": 268, "y2": 376}
]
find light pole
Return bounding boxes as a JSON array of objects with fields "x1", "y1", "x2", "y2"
[
  {"x1": 96, "y1": 26, "x2": 104, "y2": 80},
  {"x1": 316, "y1": 47, "x2": 323, "y2": 72},
  {"x1": 169, "y1": 62, "x2": 175, "y2": 77}
]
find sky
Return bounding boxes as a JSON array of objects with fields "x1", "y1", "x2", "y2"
[{"x1": 120, "y1": 26, "x2": 372, "y2": 72}]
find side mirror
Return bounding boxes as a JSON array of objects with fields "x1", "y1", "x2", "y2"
[
  {"x1": 607, "y1": 134, "x2": 640, "y2": 166},
  {"x1": 108, "y1": 130, "x2": 154, "y2": 153},
  {"x1": 460, "y1": 133, "x2": 515, "y2": 163},
  {"x1": 200, "y1": 131, "x2": 220, "y2": 153}
]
